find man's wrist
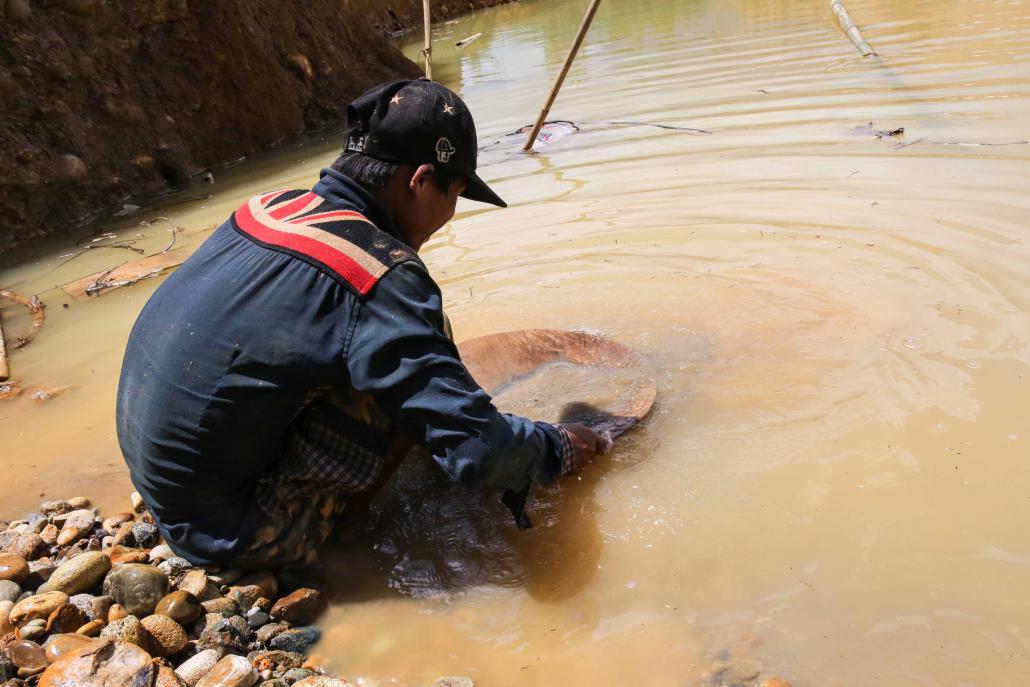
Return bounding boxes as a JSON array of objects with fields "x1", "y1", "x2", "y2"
[{"x1": 554, "y1": 424, "x2": 576, "y2": 476}]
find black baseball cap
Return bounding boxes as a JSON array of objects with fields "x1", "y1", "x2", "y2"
[{"x1": 344, "y1": 79, "x2": 506, "y2": 208}]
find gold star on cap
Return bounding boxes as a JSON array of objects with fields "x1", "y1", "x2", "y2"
[
  {"x1": 442, "y1": 103, "x2": 455, "y2": 115},
  {"x1": 390, "y1": 94, "x2": 403, "y2": 105}
]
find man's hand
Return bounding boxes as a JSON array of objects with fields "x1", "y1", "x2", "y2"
[{"x1": 559, "y1": 422, "x2": 612, "y2": 474}]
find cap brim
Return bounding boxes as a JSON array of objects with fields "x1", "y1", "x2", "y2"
[{"x1": 461, "y1": 171, "x2": 507, "y2": 208}]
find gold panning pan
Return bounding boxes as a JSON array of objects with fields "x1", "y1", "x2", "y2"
[{"x1": 458, "y1": 329, "x2": 657, "y2": 528}]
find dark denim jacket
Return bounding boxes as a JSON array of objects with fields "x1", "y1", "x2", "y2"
[{"x1": 116, "y1": 169, "x2": 565, "y2": 564}]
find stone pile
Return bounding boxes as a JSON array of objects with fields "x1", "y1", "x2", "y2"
[{"x1": 0, "y1": 493, "x2": 350, "y2": 687}]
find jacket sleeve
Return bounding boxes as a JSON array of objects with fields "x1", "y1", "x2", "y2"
[{"x1": 345, "y1": 260, "x2": 569, "y2": 492}]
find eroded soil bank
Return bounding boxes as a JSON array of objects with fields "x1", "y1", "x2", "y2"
[{"x1": 0, "y1": 0, "x2": 507, "y2": 251}]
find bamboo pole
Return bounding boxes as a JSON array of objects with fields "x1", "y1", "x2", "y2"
[
  {"x1": 830, "y1": 0, "x2": 876, "y2": 57},
  {"x1": 422, "y1": 0, "x2": 433, "y2": 80},
  {"x1": 0, "y1": 311, "x2": 8, "y2": 382},
  {"x1": 523, "y1": 0, "x2": 603, "y2": 152}
]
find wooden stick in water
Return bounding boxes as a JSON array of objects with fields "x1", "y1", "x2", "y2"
[
  {"x1": 423, "y1": 0, "x2": 433, "y2": 80},
  {"x1": 830, "y1": 0, "x2": 877, "y2": 57},
  {"x1": 523, "y1": 0, "x2": 603, "y2": 152},
  {"x1": 0, "y1": 310, "x2": 8, "y2": 382}
]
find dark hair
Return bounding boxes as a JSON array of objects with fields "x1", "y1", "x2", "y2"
[{"x1": 330, "y1": 151, "x2": 461, "y2": 194}]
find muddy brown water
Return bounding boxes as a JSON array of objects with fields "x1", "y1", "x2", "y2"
[{"x1": 2, "y1": 0, "x2": 1030, "y2": 684}]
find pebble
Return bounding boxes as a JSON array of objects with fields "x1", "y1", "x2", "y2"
[
  {"x1": 196, "y1": 616, "x2": 250, "y2": 654},
  {"x1": 760, "y1": 679, "x2": 793, "y2": 687},
  {"x1": 0, "y1": 599, "x2": 15, "y2": 635},
  {"x1": 254, "y1": 622, "x2": 289, "y2": 645},
  {"x1": 282, "y1": 668, "x2": 316, "y2": 684},
  {"x1": 158, "y1": 557, "x2": 194, "y2": 579},
  {"x1": 42, "y1": 633, "x2": 96, "y2": 664},
  {"x1": 178, "y1": 569, "x2": 211, "y2": 598},
  {"x1": 99, "y1": 615, "x2": 147, "y2": 648},
  {"x1": 26, "y1": 514, "x2": 47, "y2": 534},
  {"x1": 0, "y1": 580, "x2": 22, "y2": 603},
  {"x1": 201, "y1": 597, "x2": 240, "y2": 618},
  {"x1": 37, "y1": 639, "x2": 157, "y2": 687},
  {"x1": 75, "y1": 619, "x2": 104, "y2": 636},
  {"x1": 132, "y1": 523, "x2": 159, "y2": 549},
  {"x1": 19, "y1": 622, "x2": 46, "y2": 641},
  {"x1": 39, "y1": 501, "x2": 73, "y2": 517},
  {"x1": 158, "y1": 665, "x2": 190, "y2": 687},
  {"x1": 107, "y1": 545, "x2": 151, "y2": 565},
  {"x1": 246, "y1": 611, "x2": 270, "y2": 629},
  {"x1": 107, "y1": 603, "x2": 128, "y2": 623},
  {"x1": 54, "y1": 154, "x2": 88, "y2": 183},
  {"x1": 207, "y1": 569, "x2": 243, "y2": 587},
  {"x1": 725, "y1": 660, "x2": 763, "y2": 683},
  {"x1": 270, "y1": 589, "x2": 325, "y2": 626},
  {"x1": 250, "y1": 651, "x2": 305, "y2": 672},
  {"x1": 228, "y1": 585, "x2": 262, "y2": 611},
  {"x1": 44, "y1": 602, "x2": 87, "y2": 634},
  {"x1": 39, "y1": 524, "x2": 59, "y2": 546},
  {"x1": 431, "y1": 679, "x2": 474, "y2": 687},
  {"x1": 5, "y1": 0, "x2": 31, "y2": 21},
  {"x1": 45, "y1": 551, "x2": 111, "y2": 595},
  {"x1": 67, "y1": 497, "x2": 90, "y2": 510},
  {"x1": 259, "y1": 681, "x2": 287, "y2": 687},
  {"x1": 0, "y1": 555, "x2": 28, "y2": 585},
  {"x1": 101, "y1": 513, "x2": 134, "y2": 533},
  {"x1": 130, "y1": 491, "x2": 145, "y2": 513},
  {"x1": 269, "y1": 627, "x2": 321, "y2": 654},
  {"x1": 175, "y1": 648, "x2": 220, "y2": 686},
  {"x1": 156, "y1": 590, "x2": 202, "y2": 626},
  {"x1": 292, "y1": 679, "x2": 352, "y2": 687},
  {"x1": 195, "y1": 655, "x2": 259, "y2": 687},
  {"x1": 8, "y1": 640, "x2": 46, "y2": 670},
  {"x1": 9, "y1": 591, "x2": 70, "y2": 627},
  {"x1": 236, "y1": 570, "x2": 278, "y2": 601},
  {"x1": 102, "y1": 563, "x2": 168, "y2": 616},
  {"x1": 113, "y1": 522, "x2": 136, "y2": 547},
  {"x1": 141, "y1": 614, "x2": 188, "y2": 657},
  {"x1": 150, "y1": 544, "x2": 174, "y2": 562},
  {"x1": 4, "y1": 534, "x2": 45, "y2": 561},
  {"x1": 56, "y1": 510, "x2": 95, "y2": 547}
]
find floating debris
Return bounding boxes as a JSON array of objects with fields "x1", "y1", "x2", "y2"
[
  {"x1": 28, "y1": 385, "x2": 73, "y2": 403},
  {"x1": 847, "y1": 122, "x2": 904, "y2": 139},
  {"x1": 61, "y1": 247, "x2": 191, "y2": 301},
  {"x1": 456, "y1": 32, "x2": 482, "y2": 47},
  {"x1": 0, "y1": 381, "x2": 21, "y2": 400},
  {"x1": 0, "y1": 290, "x2": 46, "y2": 356},
  {"x1": 830, "y1": 0, "x2": 877, "y2": 57}
]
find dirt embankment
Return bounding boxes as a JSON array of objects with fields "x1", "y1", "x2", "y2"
[
  {"x1": 0, "y1": 0, "x2": 509, "y2": 252},
  {"x1": 352, "y1": 0, "x2": 514, "y2": 35}
]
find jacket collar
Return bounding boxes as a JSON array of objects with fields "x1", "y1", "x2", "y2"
[{"x1": 312, "y1": 168, "x2": 401, "y2": 240}]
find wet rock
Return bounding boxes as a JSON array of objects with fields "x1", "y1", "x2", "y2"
[
  {"x1": 270, "y1": 589, "x2": 324, "y2": 626},
  {"x1": 192, "y1": 612, "x2": 223, "y2": 636},
  {"x1": 74, "y1": 619, "x2": 104, "y2": 637},
  {"x1": 87, "y1": 595, "x2": 111, "y2": 622},
  {"x1": 282, "y1": 669, "x2": 315, "y2": 684},
  {"x1": 149, "y1": 544, "x2": 174, "y2": 563},
  {"x1": 268, "y1": 627, "x2": 320, "y2": 654},
  {"x1": 37, "y1": 639, "x2": 156, "y2": 687},
  {"x1": 249, "y1": 651, "x2": 304, "y2": 672},
  {"x1": 9, "y1": 592, "x2": 69, "y2": 627},
  {"x1": 0, "y1": 556, "x2": 28, "y2": 586},
  {"x1": 18, "y1": 622, "x2": 46, "y2": 642},
  {"x1": 178, "y1": 570, "x2": 211, "y2": 598},
  {"x1": 26, "y1": 558, "x2": 57, "y2": 588},
  {"x1": 39, "y1": 526, "x2": 59, "y2": 547},
  {"x1": 8, "y1": 640, "x2": 46, "y2": 670},
  {"x1": 195, "y1": 654, "x2": 258, "y2": 687},
  {"x1": 99, "y1": 615, "x2": 147, "y2": 648},
  {"x1": 66, "y1": 498, "x2": 89, "y2": 511},
  {"x1": 107, "y1": 545, "x2": 150, "y2": 565},
  {"x1": 227, "y1": 586, "x2": 262, "y2": 612},
  {"x1": 0, "y1": 582, "x2": 21, "y2": 604},
  {"x1": 156, "y1": 590, "x2": 202, "y2": 626},
  {"x1": 132, "y1": 523, "x2": 159, "y2": 549},
  {"x1": 253, "y1": 598, "x2": 272, "y2": 613},
  {"x1": 42, "y1": 633, "x2": 95, "y2": 664},
  {"x1": 101, "y1": 513, "x2": 134, "y2": 533},
  {"x1": 197, "y1": 616, "x2": 249, "y2": 654},
  {"x1": 44, "y1": 603, "x2": 87, "y2": 634},
  {"x1": 107, "y1": 603, "x2": 127, "y2": 623},
  {"x1": 25, "y1": 516, "x2": 47, "y2": 535},
  {"x1": 112, "y1": 522, "x2": 136, "y2": 547},
  {"x1": 759, "y1": 680, "x2": 792, "y2": 687},
  {"x1": 259, "y1": 681, "x2": 287, "y2": 687},
  {"x1": 202, "y1": 597, "x2": 240, "y2": 618},
  {"x1": 0, "y1": 600, "x2": 14, "y2": 636},
  {"x1": 227, "y1": 614, "x2": 251, "y2": 638},
  {"x1": 158, "y1": 665, "x2": 190, "y2": 687},
  {"x1": 55, "y1": 510, "x2": 95, "y2": 547},
  {"x1": 246, "y1": 611, "x2": 269, "y2": 629},
  {"x1": 207, "y1": 569, "x2": 243, "y2": 587},
  {"x1": 235, "y1": 571, "x2": 277, "y2": 602},
  {"x1": 292, "y1": 679, "x2": 351, "y2": 687},
  {"x1": 39, "y1": 502, "x2": 73, "y2": 518},
  {"x1": 175, "y1": 648, "x2": 220, "y2": 686},
  {"x1": 45, "y1": 552, "x2": 110, "y2": 596},
  {"x1": 254, "y1": 623, "x2": 288, "y2": 646},
  {"x1": 724, "y1": 660, "x2": 762, "y2": 684},
  {"x1": 159, "y1": 558, "x2": 194, "y2": 582},
  {"x1": 431, "y1": 679, "x2": 474, "y2": 687},
  {"x1": 141, "y1": 614, "x2": 187, "y2": 657},
  {"x1": 102, "y1": 563, "x2": 168, "y2": 616},
  {"x1": 3, "y1": 535, "x2": 44, "y2": 562}
]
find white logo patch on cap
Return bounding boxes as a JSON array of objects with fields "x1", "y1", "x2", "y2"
[{"x1": 436, "y1": 137, "x2": 456, "y2": 164}]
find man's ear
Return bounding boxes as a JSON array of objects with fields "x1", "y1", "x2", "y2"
[{"x1": 409, "y1": 163, "x2": 436, "y2": 193}]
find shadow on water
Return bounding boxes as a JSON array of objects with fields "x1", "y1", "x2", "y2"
[{"x1": 321, "y1": 402, "x2": 640, "y2": 606}]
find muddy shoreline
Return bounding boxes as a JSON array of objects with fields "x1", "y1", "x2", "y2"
[{"x1": 0, "y1": 0, "x2": 513, "y2": 253}]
